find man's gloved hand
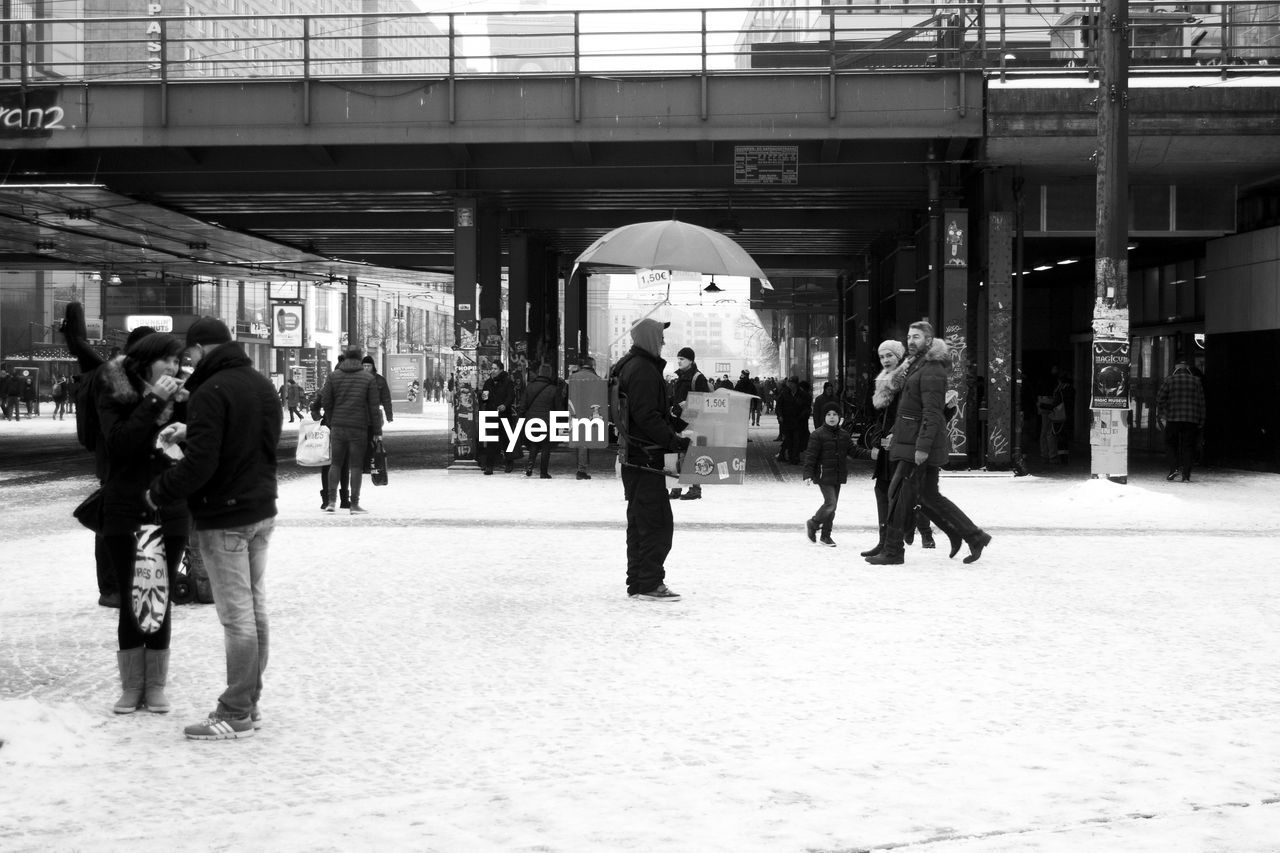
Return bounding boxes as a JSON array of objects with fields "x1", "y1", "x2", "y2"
[{"x1": 674, "y1": 435, "x2": 692, "y2": 455}]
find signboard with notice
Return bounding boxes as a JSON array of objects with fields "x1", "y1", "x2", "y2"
[{"x1": 733, "y1": 146, "x2": 798, "y2": 185}]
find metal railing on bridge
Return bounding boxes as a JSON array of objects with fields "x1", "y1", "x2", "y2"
[{"x1": 1, "y1": 2, "x2": 1277, "y2": 87}]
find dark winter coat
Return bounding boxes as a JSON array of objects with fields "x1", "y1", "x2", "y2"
[
  {"x1": 671, "y1": 362, "x2": 711, "y2": 431},
  {"x1": 802, "y1": 424, "x2": 854, "y2": 486},
  {"x1": 612, "y1": 346, "x2": 683, "y2": 466},
  {"x1": 775, "y1": 383, "x2": 808, "y2": 428},
  {"x1": 522, "y1": 374, "x2": 565, "y2": 425},
  {"x1": 150, "y1": 343, "x2": 282, "y2": 531},
  {"x1": 889, "y1": 338, "x2": 952, "y2": 466},
  {"x1": 319, "y1": 359, "x2": 383, "y2": 435},
  {"x1": 480, "y1": 370, "x2": 515, "y2": 415},
  {"x1": 95, "y1": 357, "x2": 190, "y2": 536},
  {"x1": 369, "y1": 369, "x2": 394, "y2": 422}
]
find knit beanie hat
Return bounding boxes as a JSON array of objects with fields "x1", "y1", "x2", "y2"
[
  {"x1": 677, "y1": 347, "x2": 695, "y2": 361},
  {"x1": 361, "y1": 355, "x2": 376, "y2": 367},
  {"x1": 877, "y1": 339, "x2": 906, "y2": 361},
  {"x1": 820, "y1": 401, "x2": 841, "y2": 420},
  {"x1": 125, "y1": 326, "x2": 157, "y2": 349},
  {"x1": 186, "y1": 317, "x2": 232, "y2": 347}
]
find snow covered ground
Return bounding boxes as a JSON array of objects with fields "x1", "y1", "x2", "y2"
[{"x1": 2, "y1": 416, "x2": 1279, "y2": 852}]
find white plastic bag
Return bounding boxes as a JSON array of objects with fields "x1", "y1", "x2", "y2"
[{"x1": 296, "y1": 421, "x2": 332, "y2": 467}]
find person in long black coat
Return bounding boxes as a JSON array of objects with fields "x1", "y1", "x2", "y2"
[{"x1": 96, "y1": 332, "x2": 190, "y2": 715}]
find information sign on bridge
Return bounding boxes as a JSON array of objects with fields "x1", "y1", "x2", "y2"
[{"x1": 733, "y1": 146, "x2": 798, "y2": 185}]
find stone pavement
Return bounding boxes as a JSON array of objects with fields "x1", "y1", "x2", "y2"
[{"x1": 2, "y1": 423, "x2": 1278, "y2": 852}]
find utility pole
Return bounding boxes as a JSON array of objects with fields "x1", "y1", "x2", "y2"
[{"x1": 1090, "y1": 0, "x2": 1131, "y2": 483}]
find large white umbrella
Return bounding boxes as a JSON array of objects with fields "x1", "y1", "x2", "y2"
[{"x1": 574, "y1": 219, "x2": 771, "y2": 288}]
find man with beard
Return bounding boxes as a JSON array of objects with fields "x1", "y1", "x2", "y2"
[
  {"x1": 668, "y1": 346, "x2": 710, "y2": 500},
  {"x1": 866, "y1": 320, "x2": 991, "y2": 566}
]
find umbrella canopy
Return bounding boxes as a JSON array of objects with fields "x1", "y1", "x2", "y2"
[{"x1": 575, "y1": 219, "x2": 771, "y2": 288}]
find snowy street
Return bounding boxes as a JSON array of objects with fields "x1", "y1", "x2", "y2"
[{"x1": 2, "y1": 417, "x2": 1279, "y2": 852}]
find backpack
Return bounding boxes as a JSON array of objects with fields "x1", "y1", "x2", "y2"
[
  {"x1": 608, "y1": 354, "x2": 636, "y2": 455},
  {"x1": 51, "y1": 380, "x2": 66, "y2": 401}
]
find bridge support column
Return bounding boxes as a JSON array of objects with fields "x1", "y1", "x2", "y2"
[
  {"x1": 985, "y1": 211, "x2": 1014, "y2": 470},
  {"x1": 941, "y1": 208, "x2": 971, "y2": 468},
  {"x1": 450, "y1": 198, "x2": 480, "y2": 469}
]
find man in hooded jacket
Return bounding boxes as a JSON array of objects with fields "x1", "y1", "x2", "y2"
[
  {"x1": 611, "y1": 319, "x2": 691, "y2": 601},
  {"x1": 147, "y1": 316, "x2": 282, "y2": 739},
  {"x1": 317, "y1": 346, "x2": 382, "y2": 514}
]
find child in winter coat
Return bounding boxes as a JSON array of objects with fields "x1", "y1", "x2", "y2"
[{"x1": 802, "y1": 401, "x2": 855, "y2": 547}]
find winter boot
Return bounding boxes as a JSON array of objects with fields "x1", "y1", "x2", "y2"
[
  {"x1": 339, "y1": 488, "x2": 351, "y2": 510},
  {"x1": 805, "y1": 519, "x2": 818, "y2": 543},
  {"x1": 865, "y1": 528, "x2": 905, "y2": 565},
  {"x1": 143, "y1": 649, "x2": 171, "y2": 714},
  {"x1": 963, "y1": 531, "x2": 992, "y2": 564},
  {"x1": 859, "y1": 525, "x2": 886, "y2": 558},
  {"x1": 320, "y1": 488, "x2": 329, "y2": 509},
  {"x1": 114, "y1": 647, "x2": 146, "y2": 714},
  {"x1": 679, "y1": 485, "x2": 702, "y2": 500},
  {"x1": 919, "y1": 529, "x2": 936, "y2": 549}
]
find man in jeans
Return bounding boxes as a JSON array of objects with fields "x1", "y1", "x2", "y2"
[
  {"x1": 148, "y1": 317, "x2": 282, "y2": 740},
  {"x1": 316, "y1": 346, "x2": 382, "y2": 513}
]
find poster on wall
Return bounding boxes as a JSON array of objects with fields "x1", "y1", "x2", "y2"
[
  {"x1": 271, "y1": 302, "x2": 304, "y2": 348},
  {"x1": 1090, "y1": 338, "x2": 1131, "y2": 409},
  {"x1": 944, "y1": 209, "x2": 968, "y2": 268}
]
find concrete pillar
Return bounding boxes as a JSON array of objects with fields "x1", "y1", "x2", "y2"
[{"x1": 985, "y1": 211, "x2": 1015, "y2": 469}]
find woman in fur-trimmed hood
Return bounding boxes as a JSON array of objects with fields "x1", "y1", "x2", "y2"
[
  {"x1": 858, "y1": 339, "x2": 935, "y2": 557},
  {"x1": 95, "y1": 332, "x2": 190, "y2": 716}
]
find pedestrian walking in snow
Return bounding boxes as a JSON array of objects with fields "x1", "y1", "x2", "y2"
[
  {"x1": 521, "y1": 362, "x2": 565, "y2": 478},
  {"x1": 802, "y1": 402, "x2": 855, "y2": 547},
  {"x1": 1156, "y1": 359, "x2": 1206, "y2": 482},
  {"x1": 285, "y1": 378, "x2": 304, "y2": 423},
  {"x1": 866, "y1": 321, "x2": 991, "y2": 566},
  {"x1": 97, "y1": 332, "x2": 190, "y2": 715},
  {"x1": 859, "y1": 339, "x2": 937, "y2": 557},
  {"x1": 611, "y1": 319, "x2": 691, "y2": 601},
  {"x1": 147, "y1": 317, "x2": 282, "y2": 740},
  {"x1": 316, "y1": 347, "x2": 382, "y2": 514}
]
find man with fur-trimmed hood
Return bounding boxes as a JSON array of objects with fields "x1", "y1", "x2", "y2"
[{"x1": 866, "y1": 320, "x2": 992, "y2": 566}]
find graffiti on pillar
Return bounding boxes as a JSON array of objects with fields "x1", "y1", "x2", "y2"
[
  {"x1": 944, "y1": 322, "x2": 968, "y2": 456},
  {"x1": 986, "y1": 211, "x2": 1014, "y2": 469},
  {"x1": 988, "y1": 421, "x2": 1010, "y2": 459}
]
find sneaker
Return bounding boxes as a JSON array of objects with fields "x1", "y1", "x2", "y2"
[
  {"x1": 819, "y1": 535, "x2": 837, "y2": 547},
  {"x1": 322, "y1": 504, "x2": 336, "y2": 513},
  {"x1": 805, "y1": 520, "x2": 817, "y2": 543},
  {"x1": 1166, "y1": 470, "x2": 1179, "y2": 482},
  {"x1": 184, "y1": 712, "x2": 254, "y2": 740},
  {"x1": 679, "y1": 488, "x2": 701, "y2": 500},
  {"x1": 349, "y1": 504, "x2": 369, "y2": 515},
  {"x1": 630, "y1": 584, "x2": 681, "y2": 601},
  {"x1": 576, "y1": 471, "x2": 591, "y2": 480}
]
